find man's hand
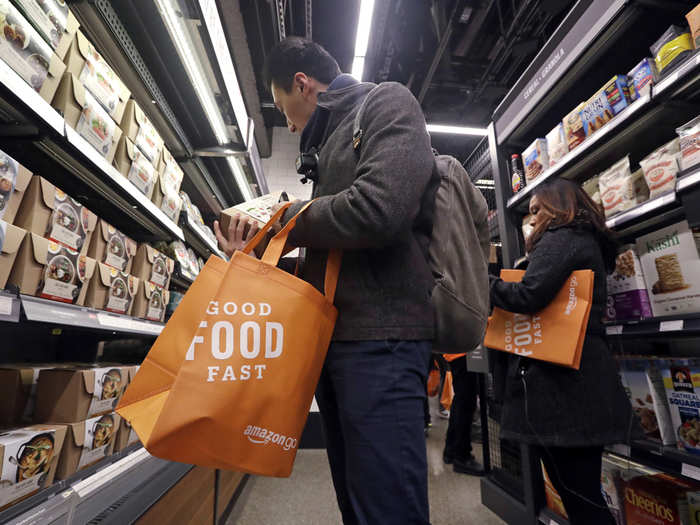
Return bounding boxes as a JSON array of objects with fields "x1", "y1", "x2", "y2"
[{"x1": 213, "y1": 213, "x2": 260, "y2": 258}]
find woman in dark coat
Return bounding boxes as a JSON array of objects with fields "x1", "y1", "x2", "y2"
[{"x1": 490, "y1": 178, "x2": 635, "y2": 525}]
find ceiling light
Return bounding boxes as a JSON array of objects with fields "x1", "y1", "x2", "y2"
[
  {"x1": 426, "y1": 124, "x2": 488, "y2": 136},
  {"x1": 227, "y1": 158, "x2": 254, "y2": 201},
  {"x1": 351, "y1": 0, "x2": 375, "y2": 80}
]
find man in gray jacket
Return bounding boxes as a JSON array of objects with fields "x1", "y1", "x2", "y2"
[{"x1": 218, "y1": 37, "x2": 437, "y2": 524}]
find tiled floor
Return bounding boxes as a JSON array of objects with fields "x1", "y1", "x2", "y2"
[{"x1": 227, "y1": 399, "x2": 506, "y2": 525}]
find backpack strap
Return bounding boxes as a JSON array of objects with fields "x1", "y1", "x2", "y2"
[{"x1": 352, "y1": 86, "x2": 380, "y2": 151}]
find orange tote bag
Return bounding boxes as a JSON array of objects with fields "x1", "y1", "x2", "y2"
[
  {"x1": 484, "y1": 269, "x2": 594, "y2": 369},
  {"x1": 118, "y1": 202, "x2": 341, "y2": 477}
]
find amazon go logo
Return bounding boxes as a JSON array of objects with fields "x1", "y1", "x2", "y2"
[
  {"x1": 186, "y1": 301, "x2": 283, "y2": 383},
  {"x1": 244, "y1": 425, "x2": 297, "y2": 451}
]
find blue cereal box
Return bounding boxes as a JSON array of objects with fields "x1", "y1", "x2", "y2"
[
  {"x1": 628, "y1": 58, "x2": 658, "y2": 101},
  {"x1": 581, "y1": 75, "x2": 632, "y2": 136}
]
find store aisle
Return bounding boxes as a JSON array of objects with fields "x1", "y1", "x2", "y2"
[{"x1": 227, "y1": 401, "x2": 505, "y2": 525}]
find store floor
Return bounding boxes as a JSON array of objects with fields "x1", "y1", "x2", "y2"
[{"x1": 227, "y1": 398, "x2": 505, "y2": 525}]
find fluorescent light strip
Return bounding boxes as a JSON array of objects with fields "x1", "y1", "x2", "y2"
[
  {"x1": 155, "y1": 0, "x2": 228, "y2": 145},
  {"x1": 351, "y1": 0, "x2": 375, "y2": 80},
  {"x1": 227, "y1": 158, "x2": 254, "y2": 201},
  {"x1": 426, "y1": 124, "x2": 488, "y2": 136}
]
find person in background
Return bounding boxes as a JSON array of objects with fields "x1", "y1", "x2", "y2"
[
  {"x1": 442, "y1": 353, "x2": 483, "y2": 476},
  {"x1": 216, "y1": 37, "x2": 438, "y2": 525},
  {"x1": 489, "y1": 178, "x2": 634, "y2": 525}
]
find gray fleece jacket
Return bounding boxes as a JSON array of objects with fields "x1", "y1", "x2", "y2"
[{"x1": 282, "y1": 81, "x2": 438, "y2": 341}]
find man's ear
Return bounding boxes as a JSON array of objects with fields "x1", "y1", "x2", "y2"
[{"x1": 294, "y1": 72, "x2": 309, "y2": 94}]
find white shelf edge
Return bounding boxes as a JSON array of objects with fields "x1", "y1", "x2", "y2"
[
  {"x1": 186, "y1": 215, "x2": 225, "y2": 258},
  {"x1": 71, "y1": 448, "x2": 150, "y2": 498},
  {"x1": 605, "y1": 191, "x2": 677, "y2": 229},
  {"x1": 653, "y1": 52, "x2": 700, "y2": 98}
]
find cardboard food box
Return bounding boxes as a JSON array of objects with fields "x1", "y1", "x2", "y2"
[
  {"x1": 12, "y1": 0, "x2": 79, "y2": 60},
  {"x1": 169, "y1": 240, "x2": 196, "y2": 281},
  {"x1": 112, "y1": 135, "x2": 157, "y2": 199},
  {"x1": 130, "y1": 244, "x2": 173, "y2": 289},
  {"x1": 607, "y1": 245, "x2": 653, "y2": 321},
  {"x1": 636, "y1": 221, "x2": 700, "y2": 317},
  {"x1": 131, "y1": 280, "x2": 168, "y2": 322},
  {"x1": 0, "y1": 220, "x2": 25, "y2": 289},
  {"x1": 0, "y1": 424, "x2": 67, "y2": 510},
  {"x1": 7, "y1": 233, "x2": 96, "y2": 305},
  {"x1": 628, "y1": 58, "x2": 658, "y2": 101},
  {"x1": 0, "y1": 1, "x2": 65, "y2": 103},
  {"x1": 14, "y1": 176, "x2": 97, "y2": 254},
  {"x1": 624, "y1": 472, "x2": 700, "y2": 525},
  {"x1": 51, "y1": 72, "x2": 123, "y2": 163},
  {"x1": 545, "y1": 122, "x2": 568, "y2": 166},
  {"x1": 34, "y1": 366, "x2": 129, "y2": 423},
  {"x1": 618, "y1": 357, "x2": 675, "y2": 445},
  {"x1": 151, "y1": 184, "x2": 182, "y2": 224},
  {"x1": 661, "y1": 359, "x2": 700, "y2": 455},
  {"x1": 84, "y1": 263, "x2": 138, "y2": 315},
  {"x1": 62, "y1": 31, "x2": 130, "y2": 122},
  {"x1": 563, "y1": 102, "x2": 587, "y2": 151},
  {"x1": 541, "y1": 462, "x2": 567, "y2": 520},
  {"x1": 55, "y1": 413, "x2": 119, "y2": 480},
  {"x1": 601, "y1": 454, "x2": 629, "y2": 525},
  {"x1": 522, "y1": 138, "x2": 549, "y2": 182},
  {"x1": 120, "y1": 99, "x2": 164, "y2": 165},
  {"x1": 219, "y1": 191, "x2": 293, "y2": 233},
  {"x1": 157, "y1": 147, "x2": 184, "y2": 194},
  {"x1": 113, "y1": 416, "x2": 139, "y2": 453},
  {"x1": 581, "y1": 76, "x2": 631, "y2": 137},
  {"x1": 0, "y1": 149, "x2": 32, "y2": 225},
  {"x1": 688, "y1": 5, "x2": 700, "y2": 49},
  {"x1": 0, "y1": 365, "x2": 57, "y2": 425},
  {"x1": 87, "y1": 220, "x2": 137, "y2": 273}
]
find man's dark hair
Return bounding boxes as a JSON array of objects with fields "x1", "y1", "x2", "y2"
[{"x1": 263, "y1": 37, "x2": 341, "y2": 92}]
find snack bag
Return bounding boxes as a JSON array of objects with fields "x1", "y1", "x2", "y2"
[
  {"x1": 640, "y1": 139, "x2": 680, "y2": 198},
  {"x1": 598, "y1": 157, "x2": 636, "y2": 217}
]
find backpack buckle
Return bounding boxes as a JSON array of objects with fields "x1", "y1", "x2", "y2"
[{"x1": 352, "y1": 129, "x2": 363, "y2": 150}]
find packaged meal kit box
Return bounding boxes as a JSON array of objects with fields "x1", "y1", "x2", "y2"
[
  {"x1": 581, "y1": 76, "x2": 631, "y2": 137},
  {"x1": 157, "y1": 147, "x2": 183, "y2": 194},
  {"x1": 7, "y1": 233, "x2": 96, "y2": 305},
  {"x1": 131, "y1": 280, "x2": 168, "y2": 322},
  {"x1": 130, "y1": 243, "x2": 173, "y2": 289},
  {"x1": 87, "y1": 219, "x2": 137, "y2": 273},
  {"x1": 0, "y1": 366, "x2": 39, "y2": 426},
  {"x1": 0, "y1": 1, "x2": 65, "y2": 103},
  {"x1": 563, "y1": 102, "x2": 586, "y2": 151},
  {"x1": 119, "y1": 99, "x2": 163, "y2": 165},
  {"x1": 582, "y1": 175, "x2": 602, "y2": 206},
  {"x1": 651, "y1": 25, "x2": 694, "y2": 76},
  {"x1": 0, "y1": 424, "x2": 66, "y2": 510},
  {"x1": 14, "y1": 176, "x2": 97, "y2": 254},
  {"x1": 0, "y1": 220, "x2": 25, "y2": 289},
  {"x1": 168, "y1": 240, "x2": 196, "y2": 281},
  {"x1": 156, "y1": 187, "x2": 182, "y2": 224},
  {"x1": 624, "y1": 472, "x2": 700, "y2": 525},
  {"x1": 617, "y1": 357, "x2": 675, "y2": 444},
  {"x1": 12, "y1": 0, "x2": 79, "y2": 59},
  {"x1": 545, "y1": 122, "x2": 568, "y2": 166},
  {"x1": 677, "y1": 115, "x2": 700, "y2": 171},
  {"x1": 84, "y1": 263, "x2": 138, "y2": 315},
  {"x1": 186, "y1": 247, "x2": 199, "y2": 277},
  {"x1": 607, "y1": 245, "x2": 653, "y2": 321},
  {"x1": 51, "y1": 72, "x2": 123, "y2": 162},
  {"x1": 54, "y1": 412, "x2": 119, "y2": 480},
  {"x1": 636, "y1": 221, "x2": 700, "y2": 317},
  {"x1": 34, "y1": 366, "x2": 129, "y2": 423},
  {"x1": 112, "y1": 135, "x2": 157, "y2": 199},
  {"x1": 62, "y1": 31, "x2": 130, "y2": 122},
  {"x1": 640, "y1": 139, "x2": 680, "y2": 198},
  {"x1": 113, "y1": 416, "x2": 139, "y2": 453},
  {"x1": 521, "y1": 138, "x2": 549, "y2": 182},
  {"x1": 661, "y1": 359, "x2": 700, "y2": 454},
  {"x1": 541, "y1": 462, "x2": 567, "y2": 520},
  {"x1": 628, "y1": 58, "x2": 658, "y2": 101},
  {"x1": 688, "y1": 5, "x2": 700, "y2": 49},
  {"x1": 219, "y1": 190, "x2": 293, "y2": 232},
  {"x1": 0, "y1": 149, "x2": 32, "y2": 225}
]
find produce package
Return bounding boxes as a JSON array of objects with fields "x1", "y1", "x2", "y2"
[
  {"x1": 582, "y1": 175, "x2": 601, "y2": 206},
  {"x1": 219, "y1": 190, "x2": 293, "y2": 232},
  {"x1": 546, "y1": 122, "x2": 568, "y2": 166},
  {"x1": 599, "y1": 157, "x2": 637, "y2": 217},
  {"x1": 55, "y1": 412, "x2": 120, "y2": 480},
  {"x1": 662, "y1": 359, "x2": 700, "y2": 454},
  {"x1": 563, "y1": 102, "x2": 586, "y2": 150},
  {"x1": 607, "y1": 245, "x2": 653, "y2": 321},
  {"x1": 12, "y1": 0, "x2": 79, "y2": 59},
  {"x1": 677, "y1": 115, "x2": 700, "y2": 171},
  {"x1": 628, "y1": 58, "x2": 658, "y2": 101},
  {"x1": 651, "y1": 25, "x2": 694, "y2": 75},
  {"x1": 636, "y1": 220, "x2": 700, "y2": 317},
  {"x1": 522, "y1": 138, "x2": 549, "y2": 182},
  {"x1": 640, "y1": 139, "x2": 680, "y2": 198},
  {"x1": 0, "y1": 149, "x2": 32, "y2": 225}
]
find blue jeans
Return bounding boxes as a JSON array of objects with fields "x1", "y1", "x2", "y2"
[{"x1": 315, "y1": 340, "x2": 432, "y2": 525}]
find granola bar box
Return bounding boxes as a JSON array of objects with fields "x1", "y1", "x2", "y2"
[
  {"x1": 607, "y1": 245, "x2": 652, "y2": 321},
  {"x1": 661, "y1": 359, "x2": 700, "y2": 455}
]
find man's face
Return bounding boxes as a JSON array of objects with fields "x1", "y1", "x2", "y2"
[{"x1": 271, "y1": 73, "x2": 320, "y2": 134}]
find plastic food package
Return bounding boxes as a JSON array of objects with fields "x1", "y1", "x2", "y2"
[
  {"x1": 640, "y1": 139, "x2": 680, "y2": 197},
  {"x1": 632, "y1": 168, "x2": 650, "y2": 204},
  {"x1": 563, "y1": 102, "x2": 586, "y2": 151},
  {"x1": 582, "y1": 175, "x2": 601, "y2": 206},
  {"x1": 627, "y1": 58, "x2": 658, "y2": 101},
  {"x1": 677, "y1": 115, "x2": 700, "y2": 171},
  {"x1": 545, "y1": 123, "x2": 568, "y2": 166},
  {"x1": 522, "y1": 138, "x2": 549, "y2": 182},
  {"x1": 651, "y1": 25, "x2": 694, "y2": 74},
  {"x1": 598, "y1": 157, "x2": 637, "y2": 217}
]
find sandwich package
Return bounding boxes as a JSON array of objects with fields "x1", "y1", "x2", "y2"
[
  {"x1": 219, "y1": 191, "x2": 293, "y2": 233},
  {"x1": 0, "y1": 149, "x2": 32, "y2": 225},
  {"x1": 546, "y1": 122, "x2": 568, "y2": 166},
  {"x1": 12, "y1": 0, "x2": 79, "y2": 59},
  {"x1": 607, "y1": 245, "x2": 653, "y2": 321},
  {"x1": 677, "y1": 115, "x2": 700, "y2": 171},
  {"x1": 651, "y1": 25, "x2": 694, "y2": 75},
  {"x1": 640, "y1": 139, "x2": 680, "y2": 198},
  {"x1": 628, "y1": 58, "x2": 658, "y2": 101},
  {"x1": 55, "y1": 412, "x2": 120, "y2": 480},
  {"x1": 522, "y1": 138, "x2": 549, "y2": 182},
  {"x1": 636, "y1": 220, "x2": 700, "y2": 317}
]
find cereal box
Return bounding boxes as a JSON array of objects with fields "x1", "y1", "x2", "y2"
[
  {"x1": 522, "y1": 138, "x2": 549, "y2": 182},
  {"x1": 546, "y1": 122, "x2": 568, "y2": 166},
  {"x1": 628, "y1": 58, "x2": 658, "y2": 101},
  {"x1": 563, "y1": 102, "x2": 586, "y2": 151},
  {"x1": 607, "y1": 245, "x2": 653, "y2": 321},
  {"x1": 636, "y1": 221, "x2": 700, "y2": 317},
  {"x1": 624, "y1": 472, "x2": 700, "y2": 525},
  {"x1": 661, "y1": 359, "x2": 700, "y2": 454},
  {"x1": 581, "y1": 76, "x2": 631, "y2": 137}
]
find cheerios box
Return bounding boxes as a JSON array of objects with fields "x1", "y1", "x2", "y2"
[
  {"x1": 0, "y1": 424, "x2": 67, "y2": 510},
  {"x1": 87, "y1": 220, "x2": 137, "y2": 273},
  {"x1": 34, "y1": 366, "x2": 129, "y2": 423},
  {"x1": 607, "y1": 245, "x2": 652, "y2": 321},
  {"x1": 7, "y1": 233, "x2": 96, "y2": 305},
  {"x1": 84, "y1": 263, "x2": 138, "y2": 316},
  {"x1": 636, "y1": 221, "x2": 700, "y2": 317},
  {"x1": 661, "y1": 359, "x2": 700, "y2": 455},
  {"x1": 55, "y1": 412, "x2": 120, "y2": 480},
  {"x1": 13, "y1": 176, "x2": 97, "y2": 255}
]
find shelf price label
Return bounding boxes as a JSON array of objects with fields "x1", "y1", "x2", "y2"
[
  {"x1": 0, "y1": 295, "x2": 12, "y2": 316},
  {"x1": 660, "y1": 320, "x2": 684, "y2": 332},
  {"x1": 606, "y1": 325, "x2": 623, "y2": 335},
  {"x1": 610, "y1": 444, "x2": 631, "y2": 457},
  {"x1": 682, "y1": 463, "x2": 700, "y2": 481}
]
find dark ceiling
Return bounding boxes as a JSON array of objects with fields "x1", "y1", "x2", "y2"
[{"x1": 240, "y1": 0, "x2": 576, "y2": 161}]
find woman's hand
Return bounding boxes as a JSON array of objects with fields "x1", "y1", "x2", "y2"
[{"x1": 213, "y1": 213, "x2": 260, "y2": 258}]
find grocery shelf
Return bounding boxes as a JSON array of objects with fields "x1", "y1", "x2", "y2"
[
  {"x1": 605, "y1": 312, "x2": 700, "y2": 337},
  {"x1": 170, "y1": 272, "x2": 195, "y2": 290},
  {"x1": 652, "y1": 49, "x2": 700, "y2": 101},
  {"x1": 19, "y1": 295, "x2": 164, "y2": 336},
  {"x1": 181, "y1": 212, "x2": 227, "y2": 260},
  {"x1": 607, "y1": 441, "x2": 700, "y2": 484},
  {"x1": 605, "y1": 191, "x2": 683, "y2": 238},
  {"x1": 539, "y1": 507, "x2": 570, "y2": 525}
]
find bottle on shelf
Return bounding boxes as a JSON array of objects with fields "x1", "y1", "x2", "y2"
[{"x1": 511, "y1": 154, "x2": 524, "y2": 193}]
